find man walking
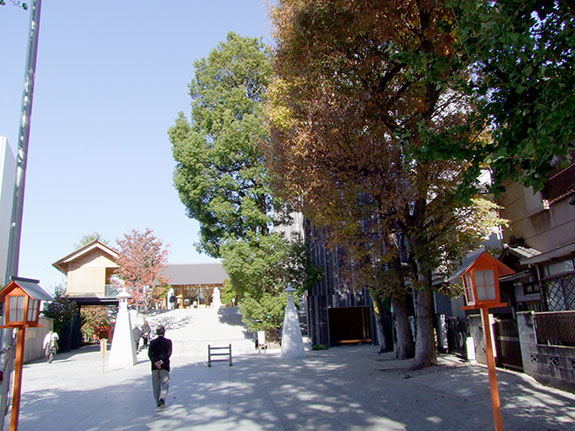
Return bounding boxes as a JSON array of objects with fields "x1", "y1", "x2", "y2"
[
  {"x1": 42, "y1": 330, "x2": 59, "y2": 363},
  {"x1": 148, "y1": 325, "x2": 172, "y2": 408},
  {"x1": 141, "y1": 320, "x2": 151, "y2": 348}
]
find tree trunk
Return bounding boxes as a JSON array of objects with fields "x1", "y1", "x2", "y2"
[
  {"x1": 412, "y1": 281, "x2": 437, "y2": 369},
  {"x1": 404, "y1": 190, "x2": 436, "y2": 369},
  {"x1": 372, "y1": 294, "x2": 387, "y2": 353},
  {"x1": 391, "y1": 296, "x2": 415, "y2": 360},
  {"x1": 374, "y1": 309, "x2": 386, "y2": 353}
]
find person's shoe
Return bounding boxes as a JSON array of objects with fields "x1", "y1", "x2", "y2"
[{"x1": 158, "y1": 399, "x2": 165, "y2": 409}]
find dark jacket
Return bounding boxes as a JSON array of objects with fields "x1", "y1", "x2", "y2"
[{"x1": 148, "y1": 335, "x2": 172, "y2": 372}]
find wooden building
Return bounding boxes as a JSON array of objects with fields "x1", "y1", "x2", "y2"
[
  {"x1": 160, "y1": 263, "x2": 228, "y2": 308},
  {"x1": 53, "y1": 240, "x2": 119, "y2": 305}
]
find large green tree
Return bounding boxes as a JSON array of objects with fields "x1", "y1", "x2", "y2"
[
  {"x1": 169, "y1": 32, "x2": 317, "y2": 336},
  {"x1": 268, "y1": 0, "x2": 504, "y2": 367},
  {"x1": 223, "y1": 232, "x2": 320, "y2": 341},
  {"x1": 74, "y1": 232, "x2": 109, "y2": 249},
  {"x1": 169, "y1": 32, "x2": 284, "y2": 258},
  {"x1": 439, "y1": 0, "x2": 575, "y2": 191}
]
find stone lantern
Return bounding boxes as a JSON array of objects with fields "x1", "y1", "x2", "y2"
[
  {"x1": 281, "y1": 284, "x2": 305, "y2": 359},
  {"x1": 108, "y1": 288, "x2": 137, "y2": 368}
]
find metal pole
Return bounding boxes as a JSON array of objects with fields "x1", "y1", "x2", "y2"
[
  {"x1": 8, "y1": 328, "x2": 25, "y2": 431},
  {"x1": 5, "y1": 0, "x2": 42, "y2": 284},
  {"x1": 481, "y1": 307, "x2": 504, "y2": 431},
  {"x1": 1, "y1": 3, "x2": 42, "y2": 431}
]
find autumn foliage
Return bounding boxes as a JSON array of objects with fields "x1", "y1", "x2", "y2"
[
  {"x1": 267, "y1": 0, "x2": 505, "y2": 367},
  {"x1": 115, "y1": 228, "x2": 169, "y2": 312}
]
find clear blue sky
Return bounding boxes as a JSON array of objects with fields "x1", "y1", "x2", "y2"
[{"x1": 0, "y1": 1, "x2": 275, "y2": 290}]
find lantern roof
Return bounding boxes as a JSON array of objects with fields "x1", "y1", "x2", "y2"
[
  {"x1": 447, "y1": 249, "x2": 515, "y2": 283},
  {"x1": 0, "y1": 277, "x2": 53, "y2": 302}
]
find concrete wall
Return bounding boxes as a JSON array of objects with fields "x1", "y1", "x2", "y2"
[
  {"x1": 468, "y1": 314, "x2": 487, "y2": 365},
  {"x1": 499, "y1": 181, "x2": 575, "y2": 253},
  {"x1": 470, "y1": 311, "x2": 575, "y2": 392},
  {"x1": 517, "y1": 311, "x2": 575, "y2": 393}
]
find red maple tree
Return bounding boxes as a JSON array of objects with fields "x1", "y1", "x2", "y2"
[{"x1": 115, "y1": 228, "x2": 169, "y2": 312}]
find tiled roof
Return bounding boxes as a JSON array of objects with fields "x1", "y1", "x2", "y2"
[
  {"x1": 160, "y1": 263, "x2": 228, "y2": 286},
  {"x1": 503, "y1": 244, "x2": 541, "y2": 260},
  {"x1": 521, "y1": 241, "x2": 575, "y2": 265}
]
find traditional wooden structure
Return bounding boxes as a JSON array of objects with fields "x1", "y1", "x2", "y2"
[
  {"x1": 449, "y1": 250, "x2": 514, "y2": 431},
  {"x1": 0, "y1": 277, "x2": 52, "y2": 431}
]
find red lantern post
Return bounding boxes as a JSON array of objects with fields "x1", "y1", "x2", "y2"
[
  {"x1": 0, "y1": 277, "x2": 52, "y2": 431},
  {"x1": 448, "y1": 250, "x2": 514, "y2": 431}
]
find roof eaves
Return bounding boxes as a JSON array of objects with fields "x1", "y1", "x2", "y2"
[{"x1": 52, "y1": 240, "x2": 119, "y2": 273}]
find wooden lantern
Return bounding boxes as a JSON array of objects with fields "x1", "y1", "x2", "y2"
[
  {"x1": 0, "y1": 277, "x2": 52, "y2": 431},
  {"x1": 1, "y1": 278, "x2": 52, "y2": 328},
  {"x1": 448, "y1": 250, "x2": 514, "y2": 310},
  {"x1": 448, "y1": 250, "x2": 515, "y2": 431}
]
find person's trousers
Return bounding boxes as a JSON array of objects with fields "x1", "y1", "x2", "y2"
[{"x1": 152, "y1": 369, "x2": 170, "y2": 404}]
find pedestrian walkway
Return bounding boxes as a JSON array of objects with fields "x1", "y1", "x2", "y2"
[{"x1": 13, "y1": 308, "x2": 575, "y2": 431}]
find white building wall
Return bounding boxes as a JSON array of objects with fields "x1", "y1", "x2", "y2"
[
  {"x1": 274, "y1": 212, "x2": 305, "y2": 241},
  {"x1": 0, "y1": 137, "x2": 16, "y2": 284}
]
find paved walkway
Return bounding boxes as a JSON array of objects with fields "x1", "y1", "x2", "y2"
[{"x1": 12, "y1": 308, "x2": 575, "y2": 430}]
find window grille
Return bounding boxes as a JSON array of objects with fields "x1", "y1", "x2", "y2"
[{"x1": 543, "y1": 273, "x2": 575, "y2": 311}]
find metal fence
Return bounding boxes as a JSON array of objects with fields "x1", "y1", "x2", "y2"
[
  {"x1": 534, "y1": 311, "x2": 575, "y2": 346},
  {"x1": 0, "y1": 335, "x2": 16, "y2": 425}
]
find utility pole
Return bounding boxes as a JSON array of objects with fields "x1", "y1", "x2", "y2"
[
  {"x1": 5, "y1": 0, "x2": 42, "y2": 284},
  {"x1": 0, "y1": 2, "x2": 42, "y2": 431}
]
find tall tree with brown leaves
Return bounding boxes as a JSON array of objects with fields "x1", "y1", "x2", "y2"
[{"x1": 268, "y1": 0, "x2": 503, "y2": 367}]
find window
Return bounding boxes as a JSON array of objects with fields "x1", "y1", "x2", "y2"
[
  {"x1": 523, "y1": 282, "x2": 540, "y2": 295},
  {"x1": 544, "y1": 259, "x2": 575, "y2": 277},
  {"x1": 27, "y1": 299, "x2": 38, "y2": 322},
  {"x1": 474, "y1": 269, "x2": 496, "y2": 301},
  {"x1": 9, "y1": 295, "x2": 26, "y2": 322},
  {"x1": 463, "y1": 272, "x2": 475, "y2": 305}
]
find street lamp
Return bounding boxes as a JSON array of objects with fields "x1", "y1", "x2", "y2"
[
  {"x1": 0, "y1": 277, "x2": 52, "y2": 431},
  {"x1": 448, "y1": 250, "x2": 514, "y2": 431}
]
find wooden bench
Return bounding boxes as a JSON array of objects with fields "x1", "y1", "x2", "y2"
[{"x1": 207, "y1": 344, "x2": 233, "y2": 367}]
